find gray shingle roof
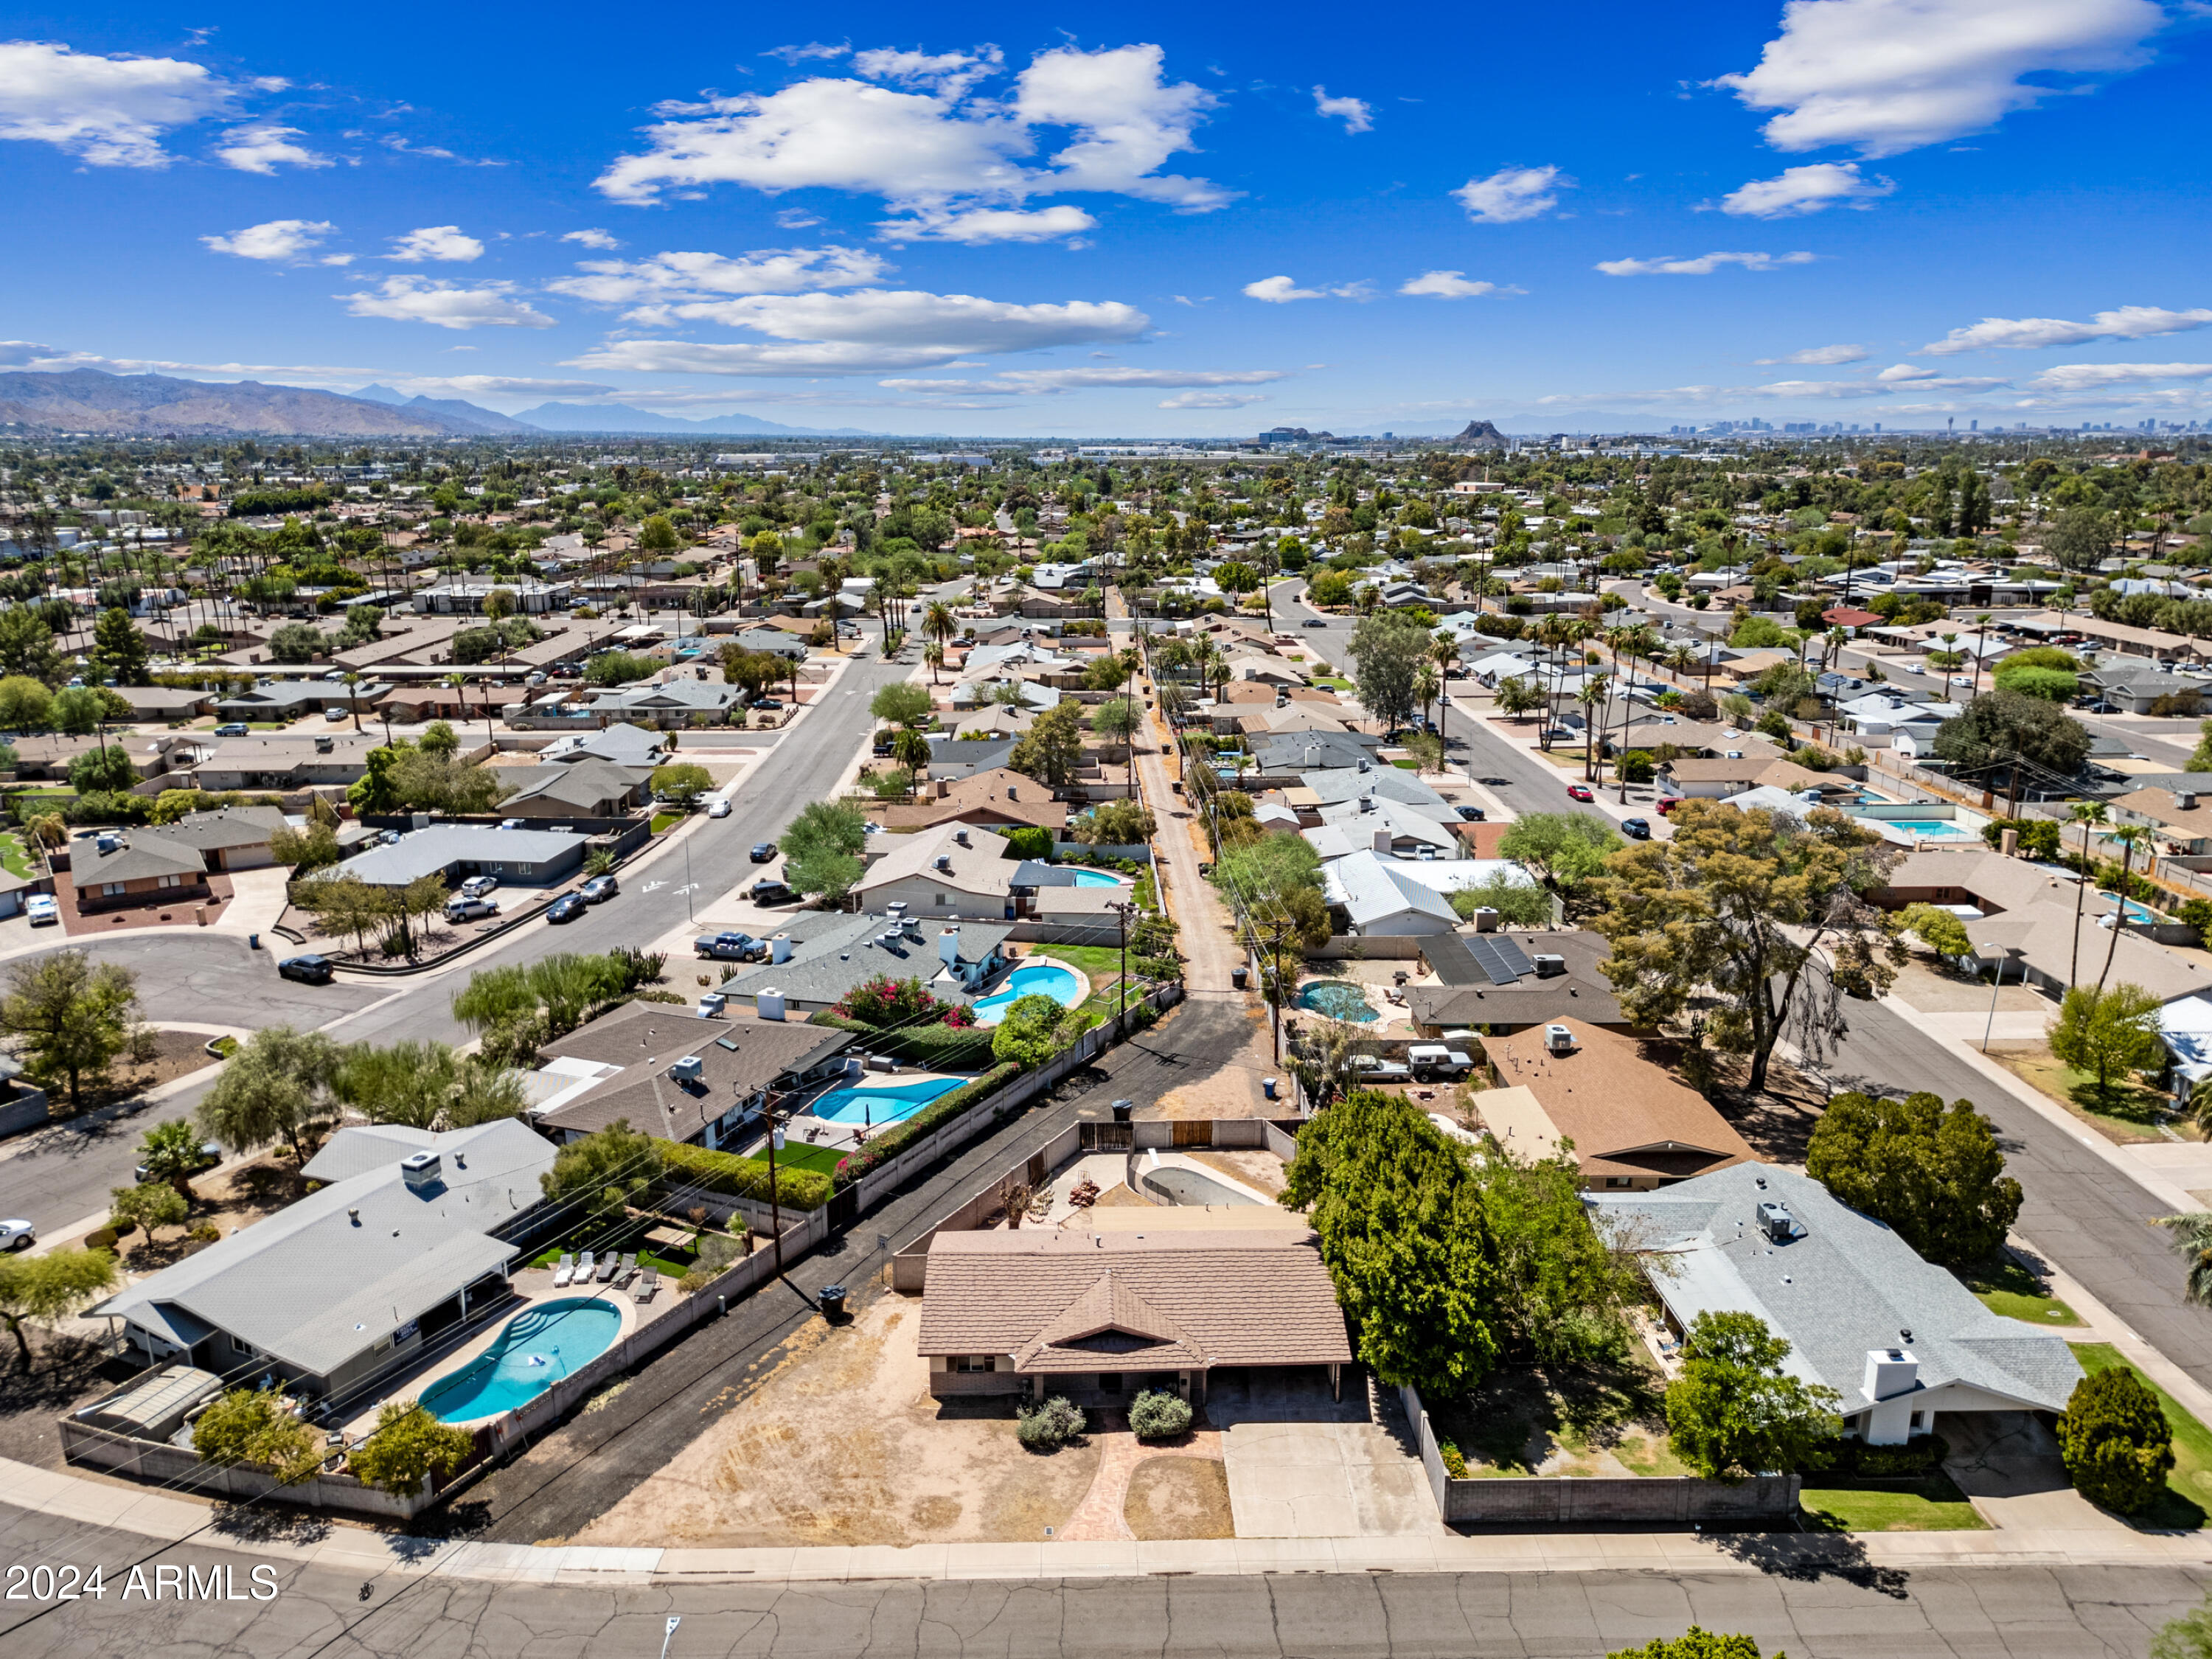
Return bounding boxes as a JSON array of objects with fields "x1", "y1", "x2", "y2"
[
  {"x1": 717, "y1": 914, "x2": 1015, "y2": 1006},
  {"x1": 152, "y1": 804, "x2": 288, "y2": 852},
  {"x1": 532, "y1": 1001, "x2": 853, "y2": 1141},
  {"x1": 74, "y1": 830, "x2": 206, "y2": 884},
  {"x1": 323, "y1": 824, "x2": 586, "y2": 886}
]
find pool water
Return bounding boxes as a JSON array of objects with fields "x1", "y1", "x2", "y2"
[
  {"x1": 1296, "y1": 981, "x2": 1380, "y2": 1023},
  {"x1": 2104, "y1": 893, "x2": 2158, "y2": 924},
  {"x1": 1066, "y1": 869, "x2": 1130, "y2": 887},
  {"x1": 420, "y1": 1297, "x2": 622, "y2": 1423},
  {"x1": 972, "y1": 962, "x2": 1083, "y2": 1026},
  {"x1": 808, "y1": 1074, "x2": 968, "y2": 1127},
  {"x1": 1888, "y1": 820, "x2": 1978, "y2": 838}
]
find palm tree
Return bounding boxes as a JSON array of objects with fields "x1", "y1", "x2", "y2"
[
  {"x1": 340, "y1": 671, "x2": 364, "y2": 734},
  {"x1": 2067, "y1": 801, "x2": 2109, "y2": 986},
  {"x1": 923, "y1": 599, "x2": 955, "y2": 650},
  {"x1": 922, "y1": 640, "x2": 945, "y2": 684},
  {"x1": 1413, "y1": 662, "x2": 1441, "y2": 736},
  {"x1": 1971, "y1": 612, "x2": 1994, "y2": 696},
  {"x1": 2096, "y1": 825, "x2": 2152, "y2": 993},
  {"x1": 2157, "y1": 1214, "x2": 2212, "y2": 1307}
]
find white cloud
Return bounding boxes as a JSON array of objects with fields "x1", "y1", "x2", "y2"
[
  {"x1": 1747, "y1": 378, "x2": 1895, "y2": 399},
  {"x1": 774, "y1": 207, "x2": 821, "y2": 229},
  {"x1": 387, "y1": 225, "x2": 484, "y2": 262},
  {"x1": 1595, "y1": 251, "x2": 1815, "y2": 276},
  {"x1": 1719, "y1": 161, "x2": 1893, "y2": 218},
  {"x1": 566, "y1": 288, "x2": 1150, "y2": 376},
  {"x1": 1312, "y1": 86, "x2": 1372, "y2": 134},
  {"x1": 0, "y1": 40, "x2": 234, "y2": 167},
  {"x1": 852, "y1": 46, "x2": 1004, "y2": 98},
  {"x1": 877, "y1": 366, "x2": 1285, "y2": 394},
  {"x1": 1399, "y1": 270, "x2": 1509, "y2": 299},
  {"x1": 1158, "y1": 391, "x2": 1267, "y2": 408},
  {"x1": 546, "y1": 245, "x2": 890, "y2": 305},
  {"x1": 594, "y1": 44, "x2": 1230, "y2": 219},
  {"x1": 341, "y1": 277, "x2": 554, "y2": 330},
  {"x1": 561, "y1": 229, "x2": 622, "y2": 250},
  {"x1": 380, "y1": 375, "x2": 615, "y2": 399},
  {"x1": 874, "y1": 204, "x2": 1096, "y2": 244},
  {"x1": 1713, "y1": 0, "x2": 2166, "y2": 157},
  {"x1": 1451, "y1": 164, "x2": 1568, "y2": 223},
  {"x1": 212, "y1": 122, "x2": 330, "y2": 175},
  {"x1": 1919, "y1": 305, "x2": 2212, "y2": 354},
  {"x1": 2029, "y1": 362, "x2": 2212, "y2": 391},
  {"x1": 201, "y1": 218, "x2": 345, "y2": 263},
  {"x1": 765, "y1": 41, "x2": 851, "y2": 64},
  {"x1": 1873, "y1": 363, "x2": 2011, "y2": 389},
  {"x1": 1242, "y1": 275, "x2": 1371, "y2": 304},
  {"x1": 1756, "y1": 343, "x2": 1868, "y2": 364}
]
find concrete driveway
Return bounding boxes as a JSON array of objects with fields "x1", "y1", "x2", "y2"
[
  {"x1": 1211, "y1": 1368, "x2": 1440, "y2": 1537},
  {"x1": 1941, "y1": 1410, "x2": 2122, "y2": 1531}
]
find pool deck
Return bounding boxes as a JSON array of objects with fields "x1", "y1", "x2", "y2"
[
  {"x1": 784, "y1": 1069, "x2": 971, "y2": 1153},
  {"x1": 974, "y1": 953, "x2": 1093, "y2": 1026}
]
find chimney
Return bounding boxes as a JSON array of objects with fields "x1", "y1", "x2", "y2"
[
  {"x1": 1863, "y1": 1348, "x2": 1919, "y2": 1404},
  {"x1": 400, "y1": 1150, "x2": 440, "y2": 1192},
  {"x1": 757, "y1": 987, "x2": 786, "y2": 1020},
  {"x1": 939, "y1": 927, "x2": 961, "y2": 969},
  {"x1": 771, "y1": 932, "x2": 792, "y2": 964}
]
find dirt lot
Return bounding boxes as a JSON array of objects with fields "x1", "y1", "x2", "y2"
[
  {"x1": 1125, "y1": 1456, "x2": 1234, "y2": 1539},
  {"x1": 1187, "y1": 1148, "x2": 1289, "y2": 1197},
  {"x1": 44, "y1": 1029, "x2": 223, "y2": 1116}
]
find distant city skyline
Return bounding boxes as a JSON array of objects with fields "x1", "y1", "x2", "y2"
[{"x1": 3, "y1": 0, "x2": 2207, "y2": 436}]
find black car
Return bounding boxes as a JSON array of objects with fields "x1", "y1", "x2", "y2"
[
  {"x1": 1477, "y1": 776, "x2": 1513, "y2": 787},
  {"x1": 750, "y1": 841, "x2": 778, "y2": 863},
  {"x1": 580, "y1": 874, "x2": 619, "y2": 904},
  {"x1": 277, "y1": 954, "x2": 333, "y2": 984},
  {"x1": 1455, "y1": 804, "x2": 1486, "y2": 821},
  {"x1": 1302, "y1": 618, "x2": 1326, "y2": 627},
  {"x1": 1621, "y1": 817, "x2": 1653, "y2": 840},
  {"x1": 748, "y1": 878, "x2": 793, "y2": 904},
  {"x1": 547, "y1": 894, "x2": 589, "y2": 923}
]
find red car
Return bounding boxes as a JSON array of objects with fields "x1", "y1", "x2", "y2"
[
  {"x1": 1655, "y1": 796, "x2": 1683, "y2": 815},
  {"x1": 1566, "y1": 783, "x2": 1594, "y2": 802}
]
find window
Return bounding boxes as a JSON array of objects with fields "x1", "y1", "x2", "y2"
[
  {"x1": 1909, "y1": 1410, "x2": 1925, "y2": 1430},
  {"x1": 1097, "y1": 1371, "x2": 1124, "y2": 1394},
  {"x1": 952, "y1": 1355, "x2": 994, "y2": 1373},
  {"x1": 103, "y1": 883, "x2": 124, "y2": 897},
  {"x1": 159, "y1": 874, "x2": 182, "y2": 888},
  {"x1": 1604, "y1": 1176, "x2": 1633, "y2": 1188},
  {"x1": 934, "y1": 892, "x2": 948, "y2": 905}
]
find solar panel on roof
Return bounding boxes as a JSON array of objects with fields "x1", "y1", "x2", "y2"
[
  {"x1": 1489, "y1": 937, "x2": 1536, "y2": 978},
  {"x1": 1465, "y1": 936, "x2": 1523, "y2": 986}
]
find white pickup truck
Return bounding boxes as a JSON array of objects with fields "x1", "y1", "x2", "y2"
[{"x1": 1407, "y1": 1044, "x2": 1475, "y2": 1081}]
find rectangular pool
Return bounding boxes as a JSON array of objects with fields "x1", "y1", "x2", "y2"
[{"x1": 806, "y1": 1075, "x2": 968, "y2": 1128}]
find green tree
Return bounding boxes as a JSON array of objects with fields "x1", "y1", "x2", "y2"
[
  {"x1": 540, "y1": 1119, "x2": 662, "y2": 1210},
  {"x1": 2152, "y1": 1594, "x2": 2212, "y2": 1659},
  {"x1": 2157, "y1": 1213, "x2": 2212, "y2": 1308},
  {"x1": 991, "y1": 992, "x2": 1070, "y2": 1068},
  {"x1": 869, "y1": 681, "x2": 933, "y2": 728},
  {"x1": 192, "y1": 1388, "x2": 323, "y2": 1484},
  {"x1": 1497, "y1": 811, "x2": 1623, "y2": 888},
  {"x1": 418, "y1": 719, "x2": 459, "y2": 758},
  {"x1": 0, "y1": 608, "x2": 63, "y2": 684},
  {"x1": 0, "y1": 949, "x2": 139, "y2": 1107},
  {"x1": 1450, "y1": 872, "x2": 1554, "y2": 928},
  {"x1": 1346, "y1": 609, "x2": 1430, "y2": 732},
  {"x1": 1991, "y1": 664, "x2": 2079, "y2": 703},
  {"x1": 650, "y1": 762, "x2": 713, "y2": 807},
  {"x1": 1897, "y1": 902, "x2": 1972, "y2": 959},
  {"x1": 1495, "y1": 675, "x2": 1545, "y2": 722},
  {"x1": 68, "y1": 742, "x2": 136, "y2": 793},
  {"x1": 1590, "y1": 799, "x2": 1899, "y2": 1093},
  {"x1": 2050, "y1": 981, "x2": 2165, "y2": 1103},
  {"x1": 267, "y1": 621, "x2": 326, "y2": 664},
  {"x1": 108, "y1": 1179, "x2": 188, "y2": 1236},
  {"x1": 781, "y1": 799, "x2": 868, "y2": 901},
  {"x1": 335, "y1": 1040, "x2": 524, "y2": 1131},
  {"x1": 585, "y1": 650, "x2": 657, "y2": 687},
  {"x1": 1607, "y1": 1630, "x2": 1773, "y2": 1659},
  {"x1": 2057, "y1": 1363, "x2": 2173, "y2": 1515},
  {"x1": 0, "y1": 675, "x2": 53, "y2": 731},
  {"x1": 347, "y1": 1400, "x2": 475, "y2": 1497},
  {"x1": 1804, "y1": 1090, "x2": 2023, "y2": 1266},
  {"x1": 1009, "y1": 699, "x2": 1086, "y2": 790},
  {"x1": 1664, "y1": 1310, "x2": 1841, "y2": 1481},
  {"x1": 1933, "y1": 689, "x2": 2091, "y2": 776},
  {"x1": 1475, "y1": 1147, "x2": 1643, "y2": 1366},
  {"x1": 137, "y1": 1119, "x2": 211, "y2": 1202},
  {"x1": 195, "y1": 1026, "x2": 341, "y2": 1161},
  {"x1": 50, "y1": 685, "x2": 111, "y2": 735},
  {"x1": 1281, "y1": 1089, "x2": 1500, "y2": 1395},
  {"x1": 0, "y1": 1247, "x2": 116, "y2": 1371},
  {"x1": 269, "y1": 820, "x2": 341, "y2": 873},
  {"x1": 91, "y1": 606, "x2": 150, "y2": 684},
  {"x1": 348, "y1": 745, "x2": 406, "y2": 812}
]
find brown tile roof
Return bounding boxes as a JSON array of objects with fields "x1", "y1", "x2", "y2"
[
  {"x1": 917, "y1": 1228, "x2": 1351, "y2": 1373},
  {"x1": 1481, "y1": 1018, "x2": 1756, "y2": 1184},
  {"x1": 874, "y1": 768, "x2": 1069, "y2": 832}
]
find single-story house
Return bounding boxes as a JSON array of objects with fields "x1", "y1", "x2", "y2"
[
  {"x1": 1656, "y1": 757, "x2": 1837, "y2": 799},
  {"x1": 1481, "y1": 1018, "x2": 1757, "y2": 1189},
  {"x1": 588, "y1": 680, "x2": 748, "y2": 726},
  {"x1": 528, "y1": 1001, "x2": 853, "y2": 1148},
  {"x1": 193, "y1": 734, "x2": 383, "y2": 791},
  {"x1": 86, "y1": 1119, "x2": 554, "y2": 1399},
  {"x1": 916, "y1": 1228, "x2": 1353, "y2": 1407},
  {"x1": 2109, "y1": 785, "x2": 2212, "y2": 857},
  {"x1": 540, "y1": 722, "x2": 666, "y2": 769},
  {"x1": 1309, "y1": 798, "x2": 1460, "y2": 859},
  {"x1": 108, "y1": 684, "x2": 216, "y2": 722},
  {"x1": 69, "y1": 830, "x2": 212, "y2": 913},
  {"x1": 872, "y1": 768, "x2": 1068, "y2": 835},
  {"x1": 493, "y1": 759, "x2": 650, "y2": 820},
  {"x1": 720, "y1": 913, "x2": 1016, "y2": 1017},
  {"x1": 920, "y1": 737, "x2": 1020, "y2": 782},
  {"x1": 318, "y1": 824, "x2": 590, "y2": 891},
  {"x1": 150, "y1": 804, "x2": 288, "y2": 872},
  {"x1": 1589, "y1": 1164, "x2": 2084, "y2": 1443},
  {"x1": 411, "y1": 580, "x2": 571, "y2": 615},
  {"x1": 729, "y1": 627, "x2": 808, "y2": 661},
  {"x1": 1321, "y1": 848, "x2": 1462, "y2": 936},
  {"x1": 1408, "y1": 930, "x2": 1628, "y2": 1034},
  {"x1": 855, "y1": 822, "x2": 1015, "y2": 921},
  {"x1": 212, "y1": 683, "x2": 344, "y2": 724}
]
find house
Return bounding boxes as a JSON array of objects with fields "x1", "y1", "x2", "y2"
[
  {"x1": 69, "y1": 831, "x2": 212, "y2": 913},
  {"x1": 588, "y1": 680, "x2": 748, "y2": 726},
  {"x1": 540, "y1": 722, "x2": 666, "y2": 768},
  {"x1": 729, "y1": 626, "x2": 808, "y2": 661},
  {"x1": 411, "y1": 580, "x2": 572, "y2": 615},
  {"x1": 2081, "y1": 664, "x2": 2206, "y2": 714},
  {"x1": 916, "y1": 1228, "x2": 1352, "y2": 1407},
  {"x1": 1310, "y1": 797, "x2": 1460, "y2": 859},
  {"x1": 720, "y1": 913, "x2": 1016, "y2": 1016},
  {"x1": 493, "y1": 759, "x2": 650, "y2": 820},
  {"x1": 2109, "y1": 785, "x2": 2212, "y2": 855},
  {"x1": 5, "y1": 734, "x2": 168, "y2": 782},
  {"x1": 855, "y1": 822, "x2": 1015, "y2": 921},
  {"x1": 1589, "y1": 1164, "x2": 2084, "y2": 1443},
  {"x1": 1480, "y1": 1018, "x2": 1756, "y2": 1189},
  {"x1": 150, "y1": 804, "x2": 288, "y2": 872},
  {"x1": 528, "y1": 1001, "x2": 852, "y2": 1148},
  {"x1": 919, "y1": 737, "x2": 1019, "y2": 782},
  {"x1": 194, "y1": 734, "x2": 384, "y2": 791},
  {"x1": 1656, "y1": 757, "x2": 1837, "y2": 799},
  {"x1": 85, "y1": 1119, "x2": 555, "y2": 1399},
  {"x1": 317, "y1": 824, "x2": 590, "y2": 891},
  {"x1": 212, "y1": 683, "x2": 344, "y2": 724},
  {"x1": 872, "y1": 770, "x2": 1068, "y2": 835},
  {"x1": 1408, "y1": 930, "x2": 1628, "y2": 1034},
  {"x1": 1321, "y1": 848, "x2": 1462, "y2": 935},
  {"x1": 108, "y1": 684, "x2": 216, "y2": 723}
]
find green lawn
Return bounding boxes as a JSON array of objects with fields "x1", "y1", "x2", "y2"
[
  {"x1": 0, "y1": 830, "x2": 32, "y2": 880},
  {"x1": 2073, "y1": 1342, "x2": 2212, "y2": 1527},
  {"x1": 1960, "y1": 1256, "x2": 2084, "y2": 1327},
  {"x1": 1801, "y1": 1477, "x2": 1988, "y2": 1531},
  {"x1": 745, "y1": 1142, "x2": 845, "y2": 1178},
  {"x1": 650, "y1": 812, "x2": 682, "y2": 833},
  {"x1": 1994, "y1": 1048, "x2": 2185, "y2": 1144}
]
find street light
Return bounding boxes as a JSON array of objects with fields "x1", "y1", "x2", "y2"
[{"x1": 1980, "y1": 942, "x2": 2015, "y2": 1052}]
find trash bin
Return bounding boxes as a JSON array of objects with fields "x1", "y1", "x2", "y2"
[
  {"x1": 818, "y1": 1284, "x2": 847, "y2": 1318},
  {"x1": 1263, "y1": 1077, "x2": 1278, "y2": 1101},
  {"x1": 1111, "y1": 1099, "x2": 1133, "y2": 1123},
  {"x1": 1231, "y1": 967, "x2": 1248, "y2": 990},
  {"x1": 248, "y1": 933, "x2": 260, "y2": 950}
]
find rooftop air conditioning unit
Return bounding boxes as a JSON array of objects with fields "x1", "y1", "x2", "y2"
[
  {"x1": 2180, "y1": 791, "x2": 2199, "y2": 812},
  {"x1": 934, "y1": 854, "x2": 953, "y2": 872},
  {"x1": 667, "y1": 1055, "x2": 704, "y2": 1085},
  {"x1": 1756, "y1": 1200, "x2": 1795, "y2": 1243},
  {"x1": 1531, "y1": 953, "x2": 1566, "y2": 977},
  {"x1": 1543, "y1": 1023, "x2": 1575, "y2": 1054},
  {"x1": 400, "y1": 1150, "x2": 441, "y2": 1192}
]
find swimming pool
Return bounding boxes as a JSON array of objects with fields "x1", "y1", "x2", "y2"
[
  {"x1": 1296, "y1": 981, "x2": 1380, "y2": 1023},
  {"x1": 807, "y1": 1074, "x2": 969, "y2": 1127},
  {"x1": 1887, "y1": 820, "x2": 1978, "y2": 838},
  {"x1": 2104, "y1": 893, "x2": 2158, "y2": 924},
  {"x1": 972, "y1": 961, "x2": 1083, "y2": 1025},
  {"x1": 420, "y1": 1297, "x2": 622, "y2": 1424},
  {"x1": 1066, "y1": 869, "x2": 1130, "y2": 888}
]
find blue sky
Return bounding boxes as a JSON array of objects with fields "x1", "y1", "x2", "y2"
[{"x1": 2, "y1": 0, "x2": 2207, "y2": 434}]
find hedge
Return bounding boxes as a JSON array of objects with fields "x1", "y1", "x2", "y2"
[
  {"x1": 834, "y1": 1061, "x2": 1020, "y2": 1187},
  {"x1": 810, "y1": 1010, "x2": 998, "y2": 1068},
  {"x1": 656, "y1": 1138, "x2": 832, "y2": 1211}
]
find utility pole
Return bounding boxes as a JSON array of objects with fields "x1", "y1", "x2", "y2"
[
  {"x1": 1107, "y1": 899, "x2": 1137, "y2": 1029},
  {"x1": 765, "y1": 1104, "x2": 786, "y2": 1273}
]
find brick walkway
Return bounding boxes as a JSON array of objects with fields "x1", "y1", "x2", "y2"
[{"x1": 1055, "y1": 1412, "x2": 1227, "y2": 1542}]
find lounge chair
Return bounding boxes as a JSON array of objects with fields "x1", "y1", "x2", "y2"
[
  {"x1": 575, "y1": 1250, "x2": 595, "y2": 1283},
  {"x1": 597, "y1": 1253, "x2": 617, "y2": 1282},
  {"x1": 614, "y1": 1253, "x2": 639, "y2": 1288},
  {"x1": 635, "y1": 1267, "x2": 659, "y2": 1304},
  {"x1": 552, "y1": 1253, "x2": 575, "y2": 1287}
]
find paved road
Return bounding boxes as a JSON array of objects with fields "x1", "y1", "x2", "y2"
[
  {"x1": 0, "y1": 643, "x2": 913, "y2": 1238},
  {"x1": 0, "y1": 1504, "x2": 2197, "y2": 1658}
]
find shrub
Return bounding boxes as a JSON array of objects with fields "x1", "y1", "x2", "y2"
[
  {"x1": 1002, "y1": 826, "x2": 1054, "y2": 861},
  {"x1": 1016, "y1": 1395, "x2": 1085, "y2": 1449},
  {"x1": 1437, "y1": 1439, "x2": 1470, "y2": 1479},
  {"x1": 657, "y1": 1138, "x2": 832, "y2": 1211},
  {"x1": 1816, "y1": 1433, "x2": 1950, "y2": 1478},
  {"x1": 808, "y1": 1010, "x2": 995, "y2": 1065},
  {"x1": 1129, "y1": 1388, "x2": 1192, "y2": 1439},
  {"x1": 83, "y1": 1226, "x2": 119, "y2": 1250},
  {"x1": 188, "y1": 1223, "x2": 221, "y2": 1243},
  {"x1": 2059, "y1": 1365, "x2": 2174, "y2": 1514}
]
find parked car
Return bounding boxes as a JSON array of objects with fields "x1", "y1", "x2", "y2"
[
  {"x1": 748, "y1": 878, "x2": 793, "y2": 905},
  {"x1": 213, "y1": 722, "x2": 249, "y2": 737},
  {"x1": 1303, "y1": 618, "x2": 1326, "y2": 628},
  {"x1": 445, "y1": 896, "x2": 500, "y2": 922},
  {"x1": 1407, "y1": 1044, "x2": 1475, "y2": 1082},
  {"x1": 1455, "y1": 804, "x2": 1486, "y2": 822},
  {"x1": 1566, "y1": 783, "x2": 1595, "y2": 802},
  {"x1": 749, "y1": 841, "x2": 778, "y2": 863},
  {"x1": 498, "y1": 818, "x2": 526, "y2": 830},
  {"x1": 324, "y1": 706, "x2": 349, "y2": 722},
  {"x1": 1621, "y1": 817, "x2": 1653, "y2": 840},
  {"x1": 753, "y1": 698, "x2": 783, "y2": 712},
  {"x1": 695, "y1": 931, "x2": 764, "y2": 961},
  {"x1": 1347, "y1": 1055, "x2": 1411, "y2": 1080},
  {"x1": 24, "y1": 896, "x2": 57, "y2": 927},
  {"x1": 1477, "y1": 776, "x2": 1513, "y2": 787},
  {"x1": 0, "y1": 1218, "x2": 33, "y2": 1252},
  {"x1": 136, "y1": 1141, "x2": 221, "y2": 1183},
  {"x1": 461, "y1": 875, "x2": 498, "y2": 898},
  {"x1": 580, "y1": 874, "x2": 619, "y2": 904},
  {"x1": 1655, "y1": 796, "x2": 1683, "y2": 815},
  {"x1": 546, "y1": 894, "x2": 588, "y2": 924},
  {"x1": 277, "y1": 954, "x2": 333, "y2": 984},
  {"x1": 707, "y1": 799, "x2": 731, "y2": 818}
]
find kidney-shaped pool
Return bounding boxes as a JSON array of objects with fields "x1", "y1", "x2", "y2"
[{"x1": 419, "y1": 1296, "x2": 623, "y2": 1423}]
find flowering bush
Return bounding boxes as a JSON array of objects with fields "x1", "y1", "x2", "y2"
[{"x1": 832, "y1": 973, "x2": 946, "y2": 1026}]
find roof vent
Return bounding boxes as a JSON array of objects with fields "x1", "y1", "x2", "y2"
[
  {"x1": 934, "y1": 854, "x2": 953, "y2": 872},
  {"x1": 2180, "y1": 790, "x2": 2199, "y2": 812}
]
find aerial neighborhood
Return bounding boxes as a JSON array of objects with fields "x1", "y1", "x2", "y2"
[{"x1": 7, "y1": 425, "x2": 2212, "y2": 1628}]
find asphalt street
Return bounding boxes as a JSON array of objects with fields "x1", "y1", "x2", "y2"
[
  {"x1": 0, "y1": 1503, "x2": 2198, "y2": 1659},
  {"x1": 0, "y1": 641, "x2": 914, "y2": 1239}
]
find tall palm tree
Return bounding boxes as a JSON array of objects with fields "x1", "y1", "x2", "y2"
[
  {"x1": 1971, "y1": 612, "x2": 1994, "y2": 696},
  {"x1": 2157, "y1": 1214, "x2": 2212, "y2": 1307},
  {"x1": 2096, "y1": 825, "x2": 2152, "y2": 993},
  {"x1": 2067, "y1": 801, "x2": 2109, "y2": 986},
  {"x1": 922, "y1": 640, "x2": 945, "y2": 685},
  {"x1": 341, "y1": 671, "x2": 364, "y2": 734},
  {"x1": 1413, "y1": 661, "x2": 1441, "y2": 737},
  {"x1": 922, "y1": 599, "x2": 955, "y2": 649}
]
